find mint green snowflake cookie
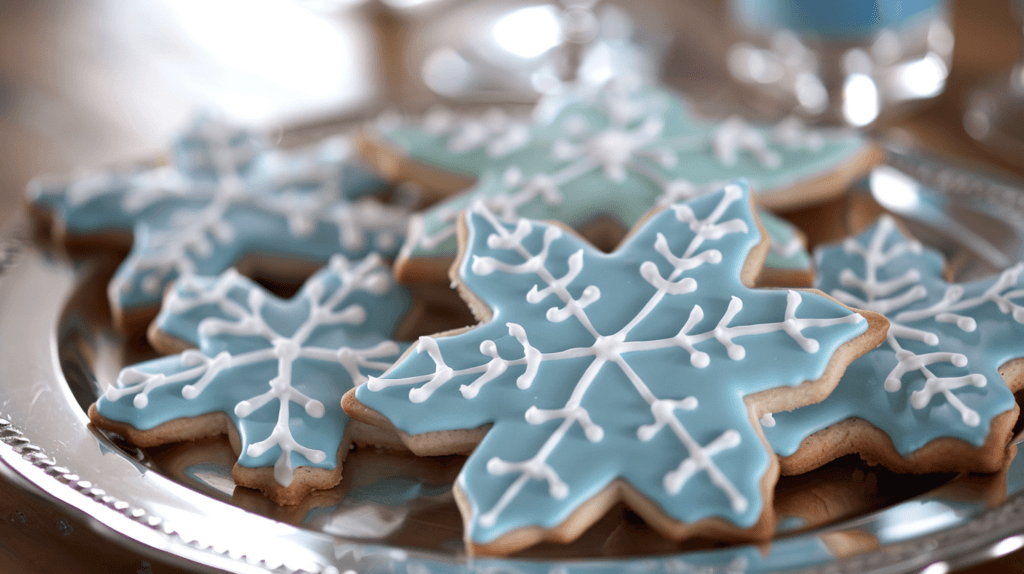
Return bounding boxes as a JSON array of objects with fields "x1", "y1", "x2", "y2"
[{"x1": 363, "y1": 85, "x2": 870, "y2": 288}]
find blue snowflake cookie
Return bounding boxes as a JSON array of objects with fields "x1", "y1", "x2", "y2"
[
  {"x1": 28, "y1": 114, "x2": 410, "y2": 334},
  {"x1": 344, "y1": 180, "x2": 885, "y2": 555},
  {"x1": 764, "y1": 216, "x2": 1024, "y2": 474},
  {"x1": 89, "y1": 253, "x2": 411, "y2": 504}
]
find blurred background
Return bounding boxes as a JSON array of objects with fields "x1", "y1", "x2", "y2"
[
  {"x1": 2, "y1": 0, "x2": 1024, "y2": 571},
  {"x1": 2, "y1": 0, "x2": 1023, "y2": 230}
]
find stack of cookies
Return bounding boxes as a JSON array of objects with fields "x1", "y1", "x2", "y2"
[{"x1": 27, "y1": 81, "x2": 1024, "y2": 559}]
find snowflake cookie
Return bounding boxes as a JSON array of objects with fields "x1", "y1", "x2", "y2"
[
  {"x1": 343, "y1": 181, "x2": 886, "y2": 555},
  {"x1": 363, "y1": 85, "x2": 868, "y2": 288},
  {"x1": 765, "y1": 216, "x2": 1024, "y2": 475},
  {"x1": 28, "y1": 115, "x2": 410, "y2": 334},
  {"x1": 89, "y1": 253, "x2": 411, "y2": 504}
]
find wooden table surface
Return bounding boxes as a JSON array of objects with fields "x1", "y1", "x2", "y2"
[{"x1": 2, "y1": 0, "x2": 1024, "y2": 571}]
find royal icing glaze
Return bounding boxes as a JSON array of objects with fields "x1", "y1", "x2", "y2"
[
  {"x1": 96, "y1": 254, "x2": 411, "y2": 486},
  {"x1": 381, "y1": 86, "x2": 863, "y2": 271},
  {"x1": 355, "y1": 182, "x2": 868, "y2": 545},
  {"x1": 766, "y1": 216, "x2": 1024, "y2": 462},
  {"x1": 28, "y1": 115, "x2": 409, "y2": 321}
]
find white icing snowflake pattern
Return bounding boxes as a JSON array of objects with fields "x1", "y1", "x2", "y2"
[
  {"x1": 375, "y1": 105, "x2": 534, "y2": 164},
  {"x1": 405, "y1": 85, "x2": 837, "y2": 263},
  {"x1": 828, "y1": 216, "x2": 1024, "y2": 425},
  {"x1": 30, "y1": 115, "x2": 409, "y2": 322},
  {"x1": 358, "y1": 182, "x2": 869, "y2": 548},
  {"x1": 100, "y1": 254, "x2": 408, "y2": 486},
  {"x1": 420, "y1": 106, "x2": 533, "y2": 159}
]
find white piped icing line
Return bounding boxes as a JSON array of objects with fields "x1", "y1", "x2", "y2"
[
  {"x1": 101, "y1": 254, "x2": 407, "y2": 486},
  {"x1": 422, "y1": 106, "x2": 532, "y2": 158},
  {"x1": 828, "y1": 216, "x2": 1024, "y2": 426},
  {"x1": 376, "y1": 105, "x2": 533, "y2": 167},
  {"x1": 362, "y1": 182, "x2": 868, "y2": 540}
]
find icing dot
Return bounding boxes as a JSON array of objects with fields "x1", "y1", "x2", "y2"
[
  {"x1": 550, "y1": 481, "x2": 569, "y2": 500},
  {"x1": 471, "y1": 256, "x2": 493, "y2": 276},
  {"x1": 247, "y1": 289, "x2": 266, "y2": 310},
  {"x1": 307, "y1": 283, "x2": 325, "y2": 302},
  {"x1": 133, "y1": 394, "x2": 149, "y2": 409},
  {"x1": 503, "y1": 167, "x2": 523, "y2": 186},
  {"x1": 690, "y1": 351, "x2": 710, "y2": 368},
  {"x1": 672, "y1": 205, "x2": 696, "y2": 223},
  {"x1": 798, "y1": 336, "x2": 820, "y2": 354},
  {"x1": 951, "y1": 354, "x2": 968, "y2": 368},
  {"x1": 1014, "y1": 308, "x2": 1024, "y2": 323},
  {"x1": 409, "y1": 387, "x2": 429, "y2": 403},
  {"x1": 727, "y1": 344, "x2": 746, "y2": 361},
  {"x1": 486, "y1": 457, "x2": 504, "y2": 475},
  {"x1": 305, "y1": 400, "x2": 326, "y2": 418},
  {"x1": 366, "y1": 377, "x2": 384, "y2": 391},
  {"x1": 637, "y1": 424, "x2": 657, "y2": 441},
  {"x1": 721, "y1": 429, "x2": 742, "y2": 448},
  {"x1": 589, "y1": 130, "x2": 634, "y2": 167},
  {"x1": 480, "y1": 340, "x2": 499, "y2": 357},
  {"x1": 963, "y1": 410, "x2": 980, "y2": 427},
  {"x1": 524, "y1": 407, "x2": 544, "y2": 425}
]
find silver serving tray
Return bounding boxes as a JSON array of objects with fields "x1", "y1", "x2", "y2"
[{"x1": 3, "y1": 146, "x2": 1024, "y2": 574}]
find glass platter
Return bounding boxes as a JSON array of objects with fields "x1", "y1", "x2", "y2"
[{"x1": 3, "y1": 143, "x2": 1024, "y2": 574}]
